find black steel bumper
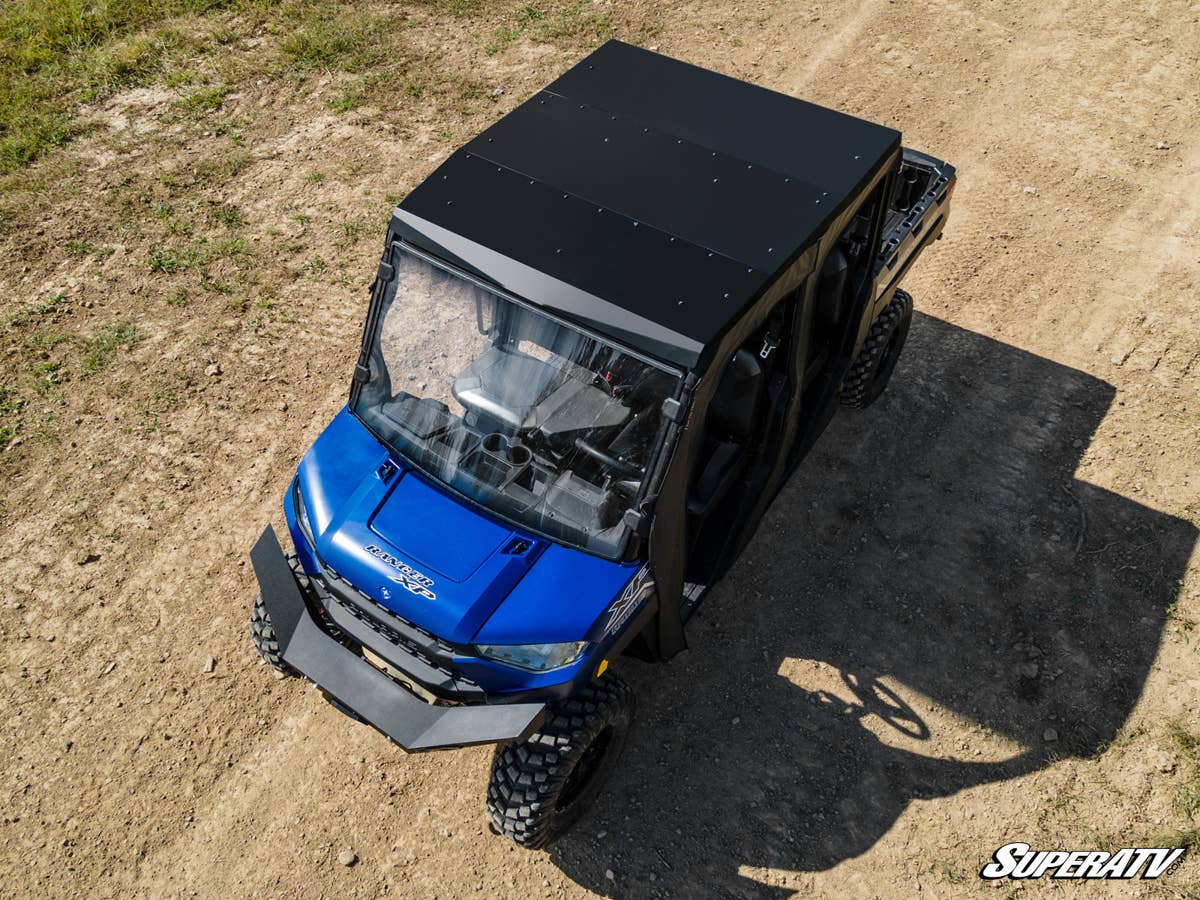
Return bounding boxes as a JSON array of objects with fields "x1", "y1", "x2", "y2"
[{"x1": 250, "y1": 525, "x2": 545, "y2": 752}]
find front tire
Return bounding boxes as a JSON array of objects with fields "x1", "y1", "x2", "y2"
[
  {"x1": 840, "y1": 288, "x2": 914, "y2": 409},
  {"x1": 250, "y1": 592, "x2": 294, "y2": 675},
  {"x1": 486, "y1": 673, "x2": 634, "y2": 849}
]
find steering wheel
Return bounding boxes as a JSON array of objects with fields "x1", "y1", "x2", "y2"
[{"x1": 573, "y1": 436, "x2": 642, "y2": 478}]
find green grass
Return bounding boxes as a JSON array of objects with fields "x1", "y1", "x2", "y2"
[
  {"x1": 82, "y1": 320, "x2": 143, "y2": 372},
  {"x1": 280, "y1": 11, "x2": 384, "y2": 72},
  {"x1": 0, "y1": 0, "x2": 264, "y2": 171},
  {"x1": 0, "y1": 382, "x2": 25, "y2": 444},
  {"x1": 175, "y1": 83, "x2": 228, "y2": 116},
  {"x1": 217, "y1": 203, "x2": 245, "y2": 227}
]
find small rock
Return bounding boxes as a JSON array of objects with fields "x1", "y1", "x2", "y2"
[
  {"x1": 1043, "y1": 727, "x2": 1058, "y2": 742},
  {"x1": 100, "y1": 662, "x2": 116, "y2": 677},
  {"x1": 731, "y1": 716, "x2": 741, "y2": 725},
  {"x1": 491, "y1": 88, "x2": 505, "y2": 96},
  {"x1": 1155, "y1": 141, "x2": 1169, "y2": 150},
  {"x1": 64, "y1": 739, "x2": 73, "y2": 751},
  {"x1": 1023, "y1": 185, "x2": 1038, "y2": 195},
  {"x1": 205, "y1": 363, "x2": 222, "y2": 377},
  {"x1": 337, "y1": 849, "x2": 357, "y2": 867},
  {"x1": 604, "y1": 869, "x2": 615, "y2": 881},
  {"x1": 203, "y1": 657, "x2": 216, "y2": 674},
  {"x1": 1017, "y1": 661, "x2": 1039, "y2": 679},
  {"x1": 1148, "y1": 747, "x2": 1176, "y2": 773},
  {"x1": 596, "y1": 830, "x2": 607, "y2": 839},
  {"x1": 273, "y1": 670, "x2": 286, "y2": 680},
  {"x1": 77, "y1": 552, "x2": 101, "y2": 566},
  {"x1": 648, "y1": 45, "x2": 659, "y2": 51}
]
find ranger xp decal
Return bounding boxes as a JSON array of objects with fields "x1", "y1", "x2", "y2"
[
  {"x1": 603, "y1": 566, "x2": 655, "y2": 637},
  {"x1": 365, "y1": 544, "x2": 437, "y2": 601}
]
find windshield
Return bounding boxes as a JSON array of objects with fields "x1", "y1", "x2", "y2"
[{"x1": 353, "y1": 247, "x2": 681, "y2": 558}]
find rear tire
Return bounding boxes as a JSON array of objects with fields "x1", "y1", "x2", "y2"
[
  {"x1": 486, "y1": 673, "x2": 634, "y2": 849},
  {"x1": 840, "y1": 288, "x2": 913, "y2": 409},
  {"x1": 250, "y1": 592, "x2": 293, "y2": 675}
]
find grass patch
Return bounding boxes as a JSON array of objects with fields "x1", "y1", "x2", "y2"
[
  {"x1": 0, "y1": 0, "x2": 258, "y2": 171},
  {"x1": 175, "y1": 83, "x2": 228, "y2": 117},
  {"x1": 217, "y1": 203, "x2": 245, "y2": 227},
  {"x1": 1168, "y1": 721, "x2": 1200, "y2": 764},
  {"x1": 7, "y1": 292, "x2": 68, "y2": 326},
  {"x1": 486, "y1": 2, "x2": 613, "y2": 54},
  {"x1": 0, "y1": 382, "x2": 25, "y2": 444},
  {"x1": 82, "y1": 320, "x2": 143, "y2": 372},
  {"x1": 280, "y1": 11, "x2": 384, "y2": 72}
]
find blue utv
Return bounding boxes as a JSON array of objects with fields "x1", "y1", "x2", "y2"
[{"x1": 249, "y1": 40, "x2": 956, "y2": 848}]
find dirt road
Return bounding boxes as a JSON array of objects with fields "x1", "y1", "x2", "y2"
[{"x1": 2, "y1": 0, "x2": 1199, "y2": 896}]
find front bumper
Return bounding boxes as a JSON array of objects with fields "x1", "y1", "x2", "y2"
[{"x1": 250, "y1": 525, "x2": 545, "y2": 751}]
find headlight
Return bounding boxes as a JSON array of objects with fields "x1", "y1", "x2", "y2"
[
  {"x1": 475, "y1": 641, "x2": 589, "y2": 672},
  {"x1": 293, "y1": 480, "x2": 315, "y2": 547}
]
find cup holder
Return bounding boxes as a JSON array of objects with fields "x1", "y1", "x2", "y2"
[{"x1": 481, "y1": 433, "x2": 531, "y2": 467}]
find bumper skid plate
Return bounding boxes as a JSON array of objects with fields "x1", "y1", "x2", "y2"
[{"x1": 250, "y1": 525, "x2": 545, "y2": 751}]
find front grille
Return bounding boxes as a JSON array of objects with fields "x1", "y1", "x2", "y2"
[{"x1": 312, "y1": 573, "x2": 481, "y2": 697}]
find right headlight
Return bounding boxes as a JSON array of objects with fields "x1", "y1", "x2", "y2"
[{"x1": 474, "y1": 641, "x2": 590, "y2": 672}]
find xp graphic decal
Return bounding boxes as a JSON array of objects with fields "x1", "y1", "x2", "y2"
[
  {"x1": 365, "y1": 544, "x2": 437, "y2": 601},
  {"x1": 603, "y1": 566, "x2": 655, "y2": 637}
]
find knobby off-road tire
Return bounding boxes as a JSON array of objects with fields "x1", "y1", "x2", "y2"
[
  {"x1": 486, "y1": 673, "x2": 634, "y2": 849},
  {"x1": 250, "y1": 592, "x2": 293, "y2": 675},
  {"x1": 840, "y1": 288, "x2": 914, "y2": 409}
]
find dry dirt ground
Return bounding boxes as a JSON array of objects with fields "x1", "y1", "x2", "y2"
[{"x1": 3, "y1": 0, "x2": 1200, "y2": 897}]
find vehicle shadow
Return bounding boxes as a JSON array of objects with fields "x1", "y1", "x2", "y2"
[{"x1": 548, "y1": 312, "x2": 1198, "y2": 897}]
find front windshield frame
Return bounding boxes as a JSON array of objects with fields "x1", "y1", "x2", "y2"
[{"x1": 348, "y1": 241, "x2": 686, "y2": 561}]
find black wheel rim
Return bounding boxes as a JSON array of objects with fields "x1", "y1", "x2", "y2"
[
  {"x1": 557, "y1": 726, "x2": 613, "y2": 811},
  {"x1": 876, "y1": 328, "x2": 901, "y2": 377}
]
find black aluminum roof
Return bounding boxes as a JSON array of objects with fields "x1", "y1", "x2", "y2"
[{"x1": 396, "y1": 40, "x2": 900, "y2": 368}]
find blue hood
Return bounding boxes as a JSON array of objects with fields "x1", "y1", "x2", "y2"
[{"x1": 292, "y1": 409, "x2": 640, "y2": 646}]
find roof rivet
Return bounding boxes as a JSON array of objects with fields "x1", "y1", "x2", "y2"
[
  {"x1": 712, "y1": 178, "x2": 719, "y2": 183},
  {"x1": 603, "y1": 137, "x2": 609, "y2": 142},
  {"x1": 446, "y1": 201, "x2": 453, "y2": 206},
  {"x1": 633, "y1": 221, "x2": 639, "y2": 227},
  {"x1": 767, "y1": 247, "x2": 773, "y2": 252},
  {"x1": 707, "y1": 252, "x2": 713, "y2": 257},
  {"x1": 747, "y1": 164, "x2": 752, "y2": 170},
  {"x1": 563, "y1": 194, "x2": 568, "y2": 199},
  {"x1": 784, "y1": 177, "x2": 791, "y2": 183},
  {"x1": 529, "y1": 180, "x2": 535, "y2": 185},
  {"x1": 854, "y1": 155, "x2": 861, "y2": 160},
  {"x1": 556, "y1": 248, "x2": 562, "y2": 254},
  {"x1": 487, "y1": 138, "x2": 494, "y2": 142},
  {"x1": 724, "y1": 292, "x2": 730, "y2": 298},
  {"x1": 815, "y1": 199, "x2": 821, "y2": 204},
  {"x1": 677, "y1": 300, "x2": 684, "y2": 306},
  {"x1": 746, "y1": 268, "x2": 752, "y2": 273}
]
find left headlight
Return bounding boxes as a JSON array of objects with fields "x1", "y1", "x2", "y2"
[{"x1": 475, "y1": 641, "x2": 589, "y2": 672}]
